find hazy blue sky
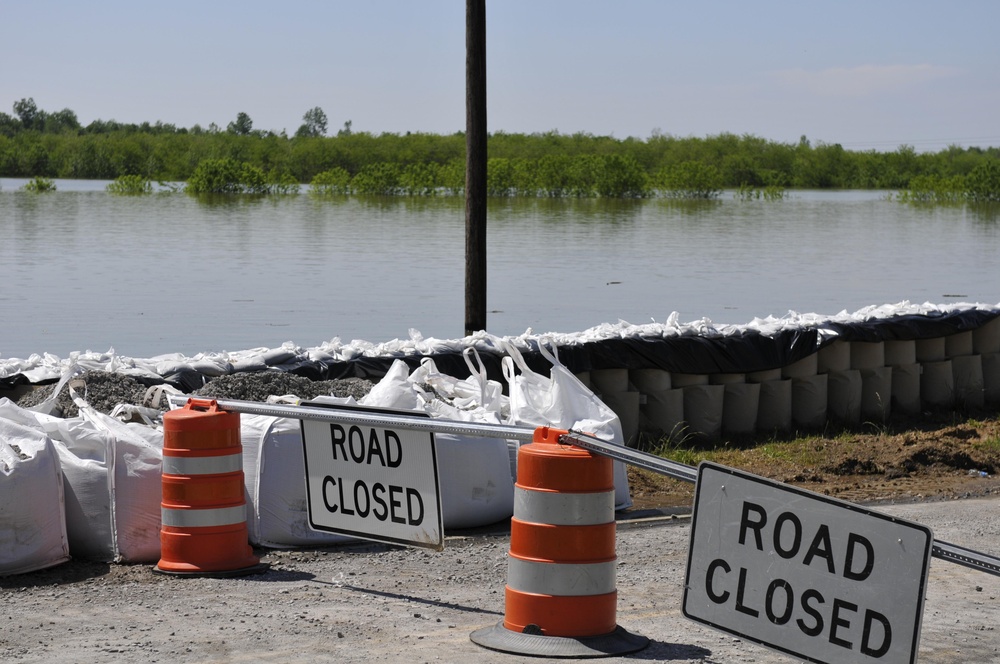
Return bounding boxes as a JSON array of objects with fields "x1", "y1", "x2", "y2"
[{"x1": 3, "y1": 1, "x2": 998, "y2": 151}]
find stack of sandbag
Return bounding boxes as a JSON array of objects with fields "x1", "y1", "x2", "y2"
[
  {"x1": 0, "y1": 373, "x2": 162, "y2": 564},
  {"x1": 0, "y1": 407, "x2": 70, "y2": 575}
]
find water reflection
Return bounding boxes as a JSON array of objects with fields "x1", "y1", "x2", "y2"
[
  {"x1": 0, "y1": 183, "x2": 997, "y2": 359},
  {"x1": 967, "y1": 203, "x2": 1000, "y2": 225},
  {"x1": 650, "y1": 198, "x2": 725, "y2": 217}
]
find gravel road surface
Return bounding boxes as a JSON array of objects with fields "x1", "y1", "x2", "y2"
[{"x1": 1, "y1": 497, "x2": 998, "y2": 663}]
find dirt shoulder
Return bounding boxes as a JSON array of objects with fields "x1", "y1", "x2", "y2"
[{"x1": 627, "y1": 412, "x2": 1000, "y2": 512}]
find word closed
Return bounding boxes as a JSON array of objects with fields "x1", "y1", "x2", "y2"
[{"x1": 684, "y1": 463, "x2": 932, "y2": 664}]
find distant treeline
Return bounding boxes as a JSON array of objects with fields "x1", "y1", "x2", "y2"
[{"x1": 3, "y1": 97, "x2": 1000, "y2": 196}]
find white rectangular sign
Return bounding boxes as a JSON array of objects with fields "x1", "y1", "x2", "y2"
[
  {"x1": 301, "y1": 404, "x2": 443, "y2": 551},
  {"x1": 684, "y1": 462, "x2": 932, "y2": 664}
]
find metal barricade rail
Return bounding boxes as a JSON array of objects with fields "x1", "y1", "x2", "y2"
[{"x1": 168, "y1": 396, "x2": 1000, "y2": 577}]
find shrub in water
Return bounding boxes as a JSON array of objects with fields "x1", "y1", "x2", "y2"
[
  {"x1": 655, "y1": 162, "x2": 723, "y2": 199},
  {"x1": 106, "y1": 174, "x2": 152, "y2": 195},
  {"x1": 310, "y1": 167, "x2": 352, "y2": 196},
  {"x1": 186, "y1": 158, "x2": 270, "y2": 195},
  {"x1": 351, "y1": 163, "x2": 402, "y2": 196},
  {"x1": 21, "y1": 176, "x2": 56, "y2": 193}
]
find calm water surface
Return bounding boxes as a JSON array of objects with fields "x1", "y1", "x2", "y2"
[{"x1": 1, "y1": 179, "x2": 997, "y2": 359}]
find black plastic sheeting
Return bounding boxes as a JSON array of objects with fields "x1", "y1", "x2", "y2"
[
  {"x1": 4, "y1": 308, "x2": 999, "y2": 392},
  {"x1": 256, "y1": 308, "x2": 1000, "y2": 386},
  {"x1": 823, "y1": 308, "x2": 1000, "y2": 343}
]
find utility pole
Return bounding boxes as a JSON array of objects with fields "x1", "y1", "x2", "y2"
[{"x1": 465, "y1": 0, "x2": 487, "y2": 336}]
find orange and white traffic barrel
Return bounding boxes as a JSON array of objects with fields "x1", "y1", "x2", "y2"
[
  {"x1": 471, "y1": 426, "x2": 647, "y2": 657},
  {"x1": 155, "y1": 399, "x2": 265, "y2": 576}
]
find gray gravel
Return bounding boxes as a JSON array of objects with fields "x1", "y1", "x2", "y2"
[
  {"x1": 0, "y1": 499, "x2": 998, "y2": 663},
  {"x1": 14, "y1": 370, "x2": 375, "y2": 417}
]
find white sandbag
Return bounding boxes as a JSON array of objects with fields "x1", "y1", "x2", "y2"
[
  {"x1": 921, "y1": 360, "x2": 955, "y2": 408},
  {"x1": 638, "y1": 388, "x2": 685, "y2": 439},
  {"x1": 756, "y1": 379, "x2": 792, "y2": 432},
  {"x1": 629, "y1": 369, "x2": 671, "y2": 393},
  {"x1": 47, "y1": 419, "x2": 117, "y2": 561},
  {"x1": 589, "y1": 368, "x2": 629, "y2": 396},
  {"x1": 0, "y1": 399, "x2": 115, "y2": 561},
  {"x1": 502, "y1": 341, "x2": 631, "y2": 510},
  {"x1": 884, "y1": 340, "x2": 916, "y2": 367},
  {"x1": 82, "y1": 408, "x2": 163, "y2": 562},
  {"x1": 63, "y1": 377, "x2": 162, "y2": 563},
  {"x1": 792, "y1": 374, "x2": 828, "y2": 429},
  {"x1": 241, "y1": 413, "x2": 351, "y2": 548},
  {"x1": 0, "y1": 417, "x2": 70, "y2": 575},
  {"x1": 418, "y1": 354, "x2": 517, "y2": 528},
  {"x1": 952, "y1": 355, "x2": 984, "y2": 409},
  {"x1": 860, "y1": 367, "x2": 892, "y2": 422},
  {"x1": 434, "y1": 432, "x2": 516, "y2": 529},
  {"x1": 722, "y1": 383, "x2": 760, "y2": 435},
  {"x1": 973, "y1": 317, "x2": 1000, "y2": 354},
  {"x1": 747, "y1": 368, "x2": 782, "y2": 383},
  {"x1": 359, "y1": 359, "x2": 420, "y2": 411},
  {"x1": 781, "y1": 353, "x2": 818, "y2": 379},
  {"x1": 670, "y1": 373, "x2": 709, "y2": 387},
  {"x1": 709, "y1": 373, "x2": 745, "y2": 385},
  {"x1": 827, "y1": 370, "x2": 862, "y2": 424},
  {"x1": 851, "y1": 342, "x2": 885, "y2": 370},
  {"x1": 681, "y1": 384, "x2": 724, "y2": 442},
  {"x1": 817, "y1": 341, "x2": 851, "y2": 373},
  {"x1": 983, "y1": 353, "x2": 1000, "y2": 405},
  {"x1": 891, "y1": 364, "x2": 922, "y2": 415},
  {"x1": 916, "y1": 337, "x2": 946, "y2": 363},
  {"x1": 599, "y1": 390, "x2": 641, "y2": 447},
  {"x1": 945, "y1": 331, "x2": 974, "y2": 359}
]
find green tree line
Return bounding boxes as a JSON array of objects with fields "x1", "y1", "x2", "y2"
[{"x1": 3, "y1": 97, "x2": 999, "y2": 195}]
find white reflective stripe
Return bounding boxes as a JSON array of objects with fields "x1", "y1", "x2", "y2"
[
  {"x1": 507, "y1": 557, "x2": 616, "y2": 596},
  {"x1": 162, "y1": 453, "x2": 243, "y2": 476},
  {"x1": 513, "y1": 487, "x2": 614, "y2": 526},
  {"x1": 161, "y1": 504, "x2": 246, "y2": 528}
]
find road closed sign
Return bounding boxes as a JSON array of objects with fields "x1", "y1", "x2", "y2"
[
  {"x1": 684, "y1": 462, "x2": 932, "y2": 664},
  {"x1": 301, "y1": 404, "x2": 443, "y2": 551}
]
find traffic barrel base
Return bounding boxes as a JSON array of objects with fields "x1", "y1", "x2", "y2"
[
  {"x1": 470, "y1": 622, "x2": 648, "y2": 658},
  {"x1": 470, "y1": 426, "x2": 648, "y2": 657}
]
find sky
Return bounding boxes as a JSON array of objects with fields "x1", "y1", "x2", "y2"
[{"x1": 2, "y1": 0, "x2": 999, "y2": 152}]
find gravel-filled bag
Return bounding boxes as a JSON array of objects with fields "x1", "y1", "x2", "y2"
[
  {"x1": 0, "y1": 413, "x2": 70, "y2": 575},
  {"x1": 240, "y1": 410, "x2": 352, "y2": 548},
  {"x1": 2, "y1": 375, "x2": 163, "y2": 563}
]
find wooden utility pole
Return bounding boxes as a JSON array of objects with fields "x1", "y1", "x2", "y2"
[{"x1": 465, "y1": 0, "x2": 487, "y2": 336}]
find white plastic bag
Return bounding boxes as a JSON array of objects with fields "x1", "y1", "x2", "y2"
[
  {"x1": 501, "y1": 340, "x2": 632, "y2": 510},
  {"x1": 361, "y1": 355, "x2": 515, "y2": 529}
]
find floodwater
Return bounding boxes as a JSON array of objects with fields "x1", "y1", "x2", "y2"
[{"x1": 1, "y1": 179, "x2": 997, "y2": 359}]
